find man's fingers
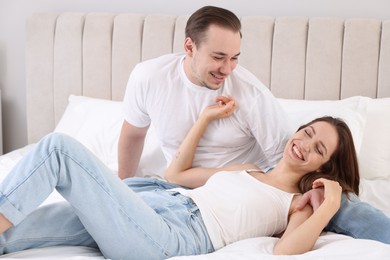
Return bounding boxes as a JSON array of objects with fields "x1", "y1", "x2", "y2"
[
  {"x1": 295, "y1": 188, "x2": 325, "y2": 211},
  {"x1": 310, "y1": 198, "x2": 322, "y2": 211},
  {"x1": 295, "y1": 193, "x2": 310, "y2": 210}
]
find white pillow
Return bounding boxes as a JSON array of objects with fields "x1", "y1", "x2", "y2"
[
  {"x1": 54, "y1": 95, "x2": 166, "y2": 178},
  {"x1": 56, "y1": 95, "x2": 390, "y2": 181},
  {"x1": 277, "y1": 96, "x2": 369, "y2": 154},
  {"x1": 358, "y1": 98, "x2": 390, "y2": 180}
]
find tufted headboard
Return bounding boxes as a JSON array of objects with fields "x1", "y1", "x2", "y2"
[{"x1": 26, "y1": 13, "x2": 390, "y2": 143}]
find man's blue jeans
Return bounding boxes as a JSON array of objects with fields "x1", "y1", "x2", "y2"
[
  {"x1": 0, "y1": 133, "x2": 213, "y2": 259},
  {"x1": 325, "y1": 192, "x2": 390, "y2": 243}
]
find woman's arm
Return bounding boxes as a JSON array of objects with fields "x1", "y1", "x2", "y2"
[
  {"x1": 273, "y1": 178, "x2": 342, "y2": 255},
  {"x1": 164, "y1": 96, "x2": 240, "y2": 188},
  {"x1": 165, "y1": 164, "x2": 258, "y2": 189}
]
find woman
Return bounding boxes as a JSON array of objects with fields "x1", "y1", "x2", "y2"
[
  {"x1": 164, "y1": 96, "x2": 359, "y2": 255},
  {"x1": 0, "y1": 97, "x2": 359, "y2": 259}
]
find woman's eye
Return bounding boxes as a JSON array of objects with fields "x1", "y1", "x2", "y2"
[
  {"x1": 304, "y1": 129, "x2": 311, "y2": 137},
  {"x1": 214, "y1": 56, "x2": 223, "y2": 60},
  {"x1": 316, "y1": 146, "x2": 323, "y2": 156}
]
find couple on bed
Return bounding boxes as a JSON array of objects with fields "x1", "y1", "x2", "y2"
[{"x1": 0, "y1": 5, "x2": 389, "y2": 260}]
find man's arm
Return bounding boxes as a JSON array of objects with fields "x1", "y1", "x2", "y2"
[{"x1": 118, "y1": 120, "x2": 149, "y2": 179}]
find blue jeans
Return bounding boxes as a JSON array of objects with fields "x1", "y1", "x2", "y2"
[
  {"x1": 0, "y1": 133, "x2": 213, "y2": 259},
  {"x1": 325, "y1": 193, "x2": 390, "y2": 243}
]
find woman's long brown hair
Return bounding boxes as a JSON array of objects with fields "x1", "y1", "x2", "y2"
[{"x1": 297, "y1": 116, "x2": 360, "y2": 195}]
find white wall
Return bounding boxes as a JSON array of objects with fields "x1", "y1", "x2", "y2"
[{"x1": 0, "y1": 0, "x2": 389, "y2": 153}]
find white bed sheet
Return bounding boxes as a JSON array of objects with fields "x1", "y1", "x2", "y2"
[
  {"x1": 170, "y1": 234, "x2": 390, "y2": 260},
  {"x1": 0, "y1": 246, "x2": 104, "y2": 260},
  {"x1": 1, "y1": 146, "x2": 390, "y2": 259}
]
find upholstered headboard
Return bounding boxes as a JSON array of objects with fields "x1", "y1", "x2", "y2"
[{"x1": 26, "y1": 13, "x2": 390, "y2": 143}]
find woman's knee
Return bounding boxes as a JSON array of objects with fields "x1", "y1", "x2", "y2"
[{"x1": 39, "y1": 133, "x2": 82, "y2": 151}]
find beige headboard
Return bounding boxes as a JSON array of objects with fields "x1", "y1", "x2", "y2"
[{"x1": 26, "y1": 13, "x2": 390, "y2": 144}]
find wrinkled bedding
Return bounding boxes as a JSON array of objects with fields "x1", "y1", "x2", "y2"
[{"x1": 1, "y1": 95, "x2": 390, "y2": 259}]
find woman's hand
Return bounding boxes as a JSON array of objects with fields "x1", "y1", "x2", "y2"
[
  {"x1": 312, "y1": 178, "x2": 342, "y2": 214},
  {"x1": 200, "y1": 96, "x2": 237, "y2": 122},
  {"x1": 274, "y1": 178, "x2": 342, "y2": 255},
  {"x1": 165, "y1": 95, "x2": 237, "y2": 188}
]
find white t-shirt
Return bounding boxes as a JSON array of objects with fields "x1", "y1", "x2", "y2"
[
  {"x1": 123, "y1": 53, "x2": 292, "y2": 171},
  {"x1": 171, "y1": 170, "x2": 295, "y2": 250}
]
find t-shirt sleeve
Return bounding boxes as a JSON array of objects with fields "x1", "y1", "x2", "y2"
[
  {"x1": 247, "y1": 87, "x2": 293, "y2": 171},
  {"x1": 122, "y1": 64, "x2": 151, "y2": 128}
]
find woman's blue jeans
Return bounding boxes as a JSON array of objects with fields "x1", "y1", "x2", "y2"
[
  {"x1": 0, "y1": 133, "x2": 213, "y2": 259},
  {"x1": 1, "y1": 133, "x2": 389, "y2": 260}
]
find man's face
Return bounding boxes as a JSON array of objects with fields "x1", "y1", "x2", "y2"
[{"x1": 184, "y1": 24, "x2": 241, "y2": 90}]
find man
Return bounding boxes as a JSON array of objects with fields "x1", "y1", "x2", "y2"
[
  {"x1": 118, "y1": 5, "x2": 390, "y2": 244},
  {"x1": 118, "y1": 5, "x2": 290, "y2": 180}
]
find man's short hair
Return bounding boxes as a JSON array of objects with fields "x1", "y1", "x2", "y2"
[{"x1": 185, "y1": 6, "x2": 242, "y2": 46}]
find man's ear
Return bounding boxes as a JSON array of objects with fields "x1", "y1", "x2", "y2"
[{"x1": 184, "y1": 37, "x2": 195, "y2": 56}]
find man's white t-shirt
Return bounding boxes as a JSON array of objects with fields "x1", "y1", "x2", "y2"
[{"x1": 123, "y1": 53, "x2": 292, "y2": 171}]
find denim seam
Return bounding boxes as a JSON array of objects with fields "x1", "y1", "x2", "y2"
[
  {"x1": 3, "y1": 149, "x2": 57, "y2": 199},
  {"x1": 0, "y1": 229, "x2": 91, "y2": 247}
]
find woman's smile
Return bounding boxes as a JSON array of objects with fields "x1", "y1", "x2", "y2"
[{"x1": 292, "y1": 144, "x2": 304, "y2": 161}]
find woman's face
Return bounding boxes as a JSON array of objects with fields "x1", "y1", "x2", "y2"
[{"x1": 284, "y1": 121, "x2": 339, "y2": 174}]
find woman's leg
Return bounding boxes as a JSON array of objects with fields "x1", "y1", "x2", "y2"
[
  {"x1": 325, "y1": 193, "x2": 390, "y2": 243},
  {"x1": 0, "y1": 202, "x2": 98, "y2": 254},
  {"x1": 0, "y1": 133, "x2": 212, "y2": 259}
]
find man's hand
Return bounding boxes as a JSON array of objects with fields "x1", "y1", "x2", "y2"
[{"x1": 295, "y1": 188, "x2": 325, "y2": 211}]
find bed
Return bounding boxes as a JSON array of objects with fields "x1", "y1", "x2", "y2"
[{"x1": 0, "y1": 12, "x2": 389, "y2": 259}]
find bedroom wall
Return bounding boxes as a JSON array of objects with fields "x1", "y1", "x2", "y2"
[{"x1": 0, "y1": 0, "x2": 389, "y2": 154}]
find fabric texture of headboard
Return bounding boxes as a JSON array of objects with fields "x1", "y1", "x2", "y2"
[{"x1": 26, "y1": 13, "x2": 390, "y2": 143}]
